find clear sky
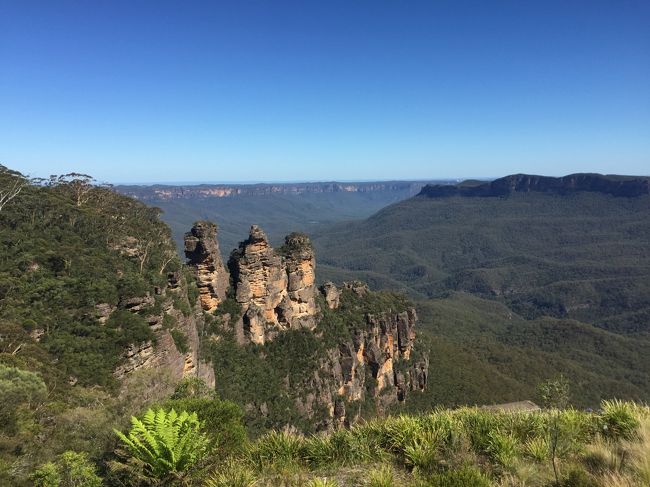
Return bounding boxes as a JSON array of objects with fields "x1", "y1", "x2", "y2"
[{"x1": 1, "y1": 1, "x2": 649, "y2": 183}]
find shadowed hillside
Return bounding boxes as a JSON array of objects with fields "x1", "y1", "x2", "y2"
[{"x1": 313, "y1": 174, "x2": 650, "y2": 333}]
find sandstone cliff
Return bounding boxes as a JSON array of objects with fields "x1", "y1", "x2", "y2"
[
  {"x1": 117, "y1": 181, "x2": 430, "y2": 201},
  {"x1": 184, "y1": 221, "x2": 229, "y2": 312},
  {"x1": 295, "y1": 291, "x2": 428, "y2": 428},
  {"x1": 228, "y1": 226, "x2": 318, "y2": 344},
  {"x1": 113, "y1": 272, "x2": 215, "y2": 391}
]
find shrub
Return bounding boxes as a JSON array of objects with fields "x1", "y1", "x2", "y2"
[
  {"x1": 31, "y1": 451, "x2": 102, "y2": 487},
  {"x1": 161, "y1": 396, "x2": 248, "y2": 454},
  {"x1": 427, "y1": 465, "x2": 492, "y2": 487},
  {"x1": 367, "y1": 464, "x2": 396, "y2": 487},
  {"x1": 248, "y1": 429, "x2": 305, "y2": 470}
]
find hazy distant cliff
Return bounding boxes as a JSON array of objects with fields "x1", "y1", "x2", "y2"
[
  {"x1": 118, "y1": 181, "x2": 436, "y2": 201},
  {"x1": 419, "y1": 173, "x2": 650, "y2": 198}
]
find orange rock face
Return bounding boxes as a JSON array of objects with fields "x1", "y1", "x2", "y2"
[
  {"x1": 228, "y1": 226, "x2": 318, "y2": 344},
  {"x1": 184, "y1": 221, "x2": 230, "y2": 312}
]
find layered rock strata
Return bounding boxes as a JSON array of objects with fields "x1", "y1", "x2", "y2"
[
  {"x1": 114, "y1": 274, "x2": 215, "y2": 390},
  {"x1": 184, "y1": 221, "x2": 229, "y2": 312},
  {"x1": 294, "y1": 297, "x2": 428, "y2": 429},
  {"x1": 228, "y1": 226, "x2": 318, "y2": 344}
]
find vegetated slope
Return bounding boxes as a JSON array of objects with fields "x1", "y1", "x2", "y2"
[
  {"x1": 0, "y1": 166, "x2": 215, "y2": 483},
  {"x1": 0, "y1": 166, "x2": 434, "y2": 485},
  {"x1": 313, "y1": 174, "x2": 650, "y2": 406},
  {"x1": 404, "y1": 294, "x2": 650, "y2": 410},
  {"x1": 116, "y1": 181, "x2": 442, "y2": 254},
  {"x1": 314, "y1": 175, "x2": 650, "y2": 331},
  {"x1": 0, "y1": 170, "x2": 188, "y2": 388}
]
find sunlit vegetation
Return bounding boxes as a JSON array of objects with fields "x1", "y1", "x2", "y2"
[{"x1": 102, "y1": 398, "x2": 650, "y2": 486}]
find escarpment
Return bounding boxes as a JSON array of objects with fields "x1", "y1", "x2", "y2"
[
  {"x1": 113, "y1": 272, "x2": 215, "y2": 391},
  {"x1": 298, "y1": 299, "x2": 428, "y2": 429},
  {"x1": 186, "y1": 220, "x2": 428, "y2": 429},
  {"x1": 419, "y1": 173, "x2": 650, "y2": 198}
]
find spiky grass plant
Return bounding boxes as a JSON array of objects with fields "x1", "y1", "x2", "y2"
[
  {"x1": 303, "y1": 429, "x2": 374, "y2": 468},
  {"x1": 486, "y1": 430, "x2": 520, "y2": 469},
  {"x1": 205, "y1": 459, "x2": 258, "y2": 487},
  {"x1": 366, "y1": 464, "x2": 396, "y2": 487},
  {"x1": 247, "y1": 429, "x2": 306, "y2": 471},
  {"x1": 403, "y1": 429, "x2": 442, "y2": 474},
  {"x1": 306, "y1": 477, "x2": 339, "y2": 487},
  {"x1": 600, "y1": 399, "x2": 640, "y2": 441},
  {"x1": 428, "y1": 465, "x2": 493, "y2": 487},
  {"x1": 523, "y1": 436, "x2": 550, "y2": 463}
]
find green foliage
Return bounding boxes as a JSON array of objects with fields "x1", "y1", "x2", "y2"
[
  {"x1": 205, "y1": 459, "x2": 258, "y2": 487},
  {"x1": 161, "y1": 396, "x2": 247, "y2": 455},
  {"x1": 31, "y1": 451, "x2": 102, "y2": 487},
  {"x1": 213, "y1": 295, "x2": 243, "y2": 323},
  {"x1": 599, "y1": 399, "x2": 640, "y2": 441},
  {"x1": 0, "y1": 364, "x2": 46, "y2": 430},
  {"x1": 367, "y1": 464, "x2": 396, "y2": 487},
  {"x1": 171, "y1": 377, "x2": 213, "y2": 400},
  {"x1": 170, "y1": 329, "x2": 189, "y2": 354},
  {"x1": 113, "y1": 408, "x2": 209, "y2": 481},
  {"x1": 425, "y1": 466, "x2": 492, "y2": 487},
  {"x1": 539, "y1": 375, "x2": 571, "y2": 410},
  {"x1": 0, "y1": 168, "x2": 181, "y2": 388},
  {"x1": 248, "y1": 430, "x2": 306, "y2": 470}
]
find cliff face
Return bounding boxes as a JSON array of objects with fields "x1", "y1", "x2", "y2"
[
  {"x1": 113, "y1": 274, "x2": 215, "y2": 390},
  {"x1": 298, "y1": 299, "x2": 428, "y2": 429},
  {"x1": 419, "y1": 173, "x2": 650, "y2": 198},
  {"x1": 228, "y1": 226, "x2": 318, "y2": 344},
  {"x1": 117, "y1": 181, "x2": 430, "y2": 201},
  {"x1": 184, "y1": 221, "x2": 229, "y2": 312}
]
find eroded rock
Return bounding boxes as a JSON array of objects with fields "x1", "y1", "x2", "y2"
[{"x1": 184, "y1": 221, "x2": 229, "y2": 312}]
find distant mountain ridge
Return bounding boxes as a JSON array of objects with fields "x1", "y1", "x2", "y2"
[
  {"x1": 420, "y1": 173, "x2": 650, "y2": 198},
  {"x1": 118, "y1": 180, "x2": 442, "y2": 201}
]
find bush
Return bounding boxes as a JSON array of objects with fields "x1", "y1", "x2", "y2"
[
  {"x1": 427, "y1": 466, "x2": 492, "y2": 487},
  {"x1": 31, "y1": 451, "x2": 102, "y2": 487}
]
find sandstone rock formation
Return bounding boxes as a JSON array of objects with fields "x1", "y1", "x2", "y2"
[
  {"x1": 228, "y1": 226, "x2": 318, "y2": 344},
  {"x1": 321, "y1": 282, "x2": 341, "y2": 309},
  {"x1": 114, "y1": 275, "x2": 215, "y2": 390},
  {"x1": 181, "y1": 221, "x2": 428, "y2": 429},
  {"x1": 184, "y1": 221, "x2": 229, "y2": 312},
  {"x1": 295, "y1": 307, "x2": 427, "y2": 429}
]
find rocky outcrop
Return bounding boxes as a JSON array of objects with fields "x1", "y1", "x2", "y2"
[
  {"x1": 184, "y1": 221, "x2": 229, "y2": 312},
  {"x1": 114, "y1": 275, "x2": 215, "y2": 390},
  {"x1": 419, "y1": 173, "x2": 650, "y2": 198},
  {"x1": 282, "y1": 233, "x2": 318, "y2": 330},
  {"x1": 295, "y1": 305, "x2": 427, "y2": 429},
  {"x1": 321, "y1": 282, "x2": 341, "y2": 309},
  {"x1": 228, "y1": 226, "x2": 318, "y2": 344},
  {"x1": 181, "y1": 222, "x2": 428, "y2": 429}
]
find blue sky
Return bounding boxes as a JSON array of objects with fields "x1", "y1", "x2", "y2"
[{"x1": 1, "y1": 0, "x2": 649, "y2": 183}]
